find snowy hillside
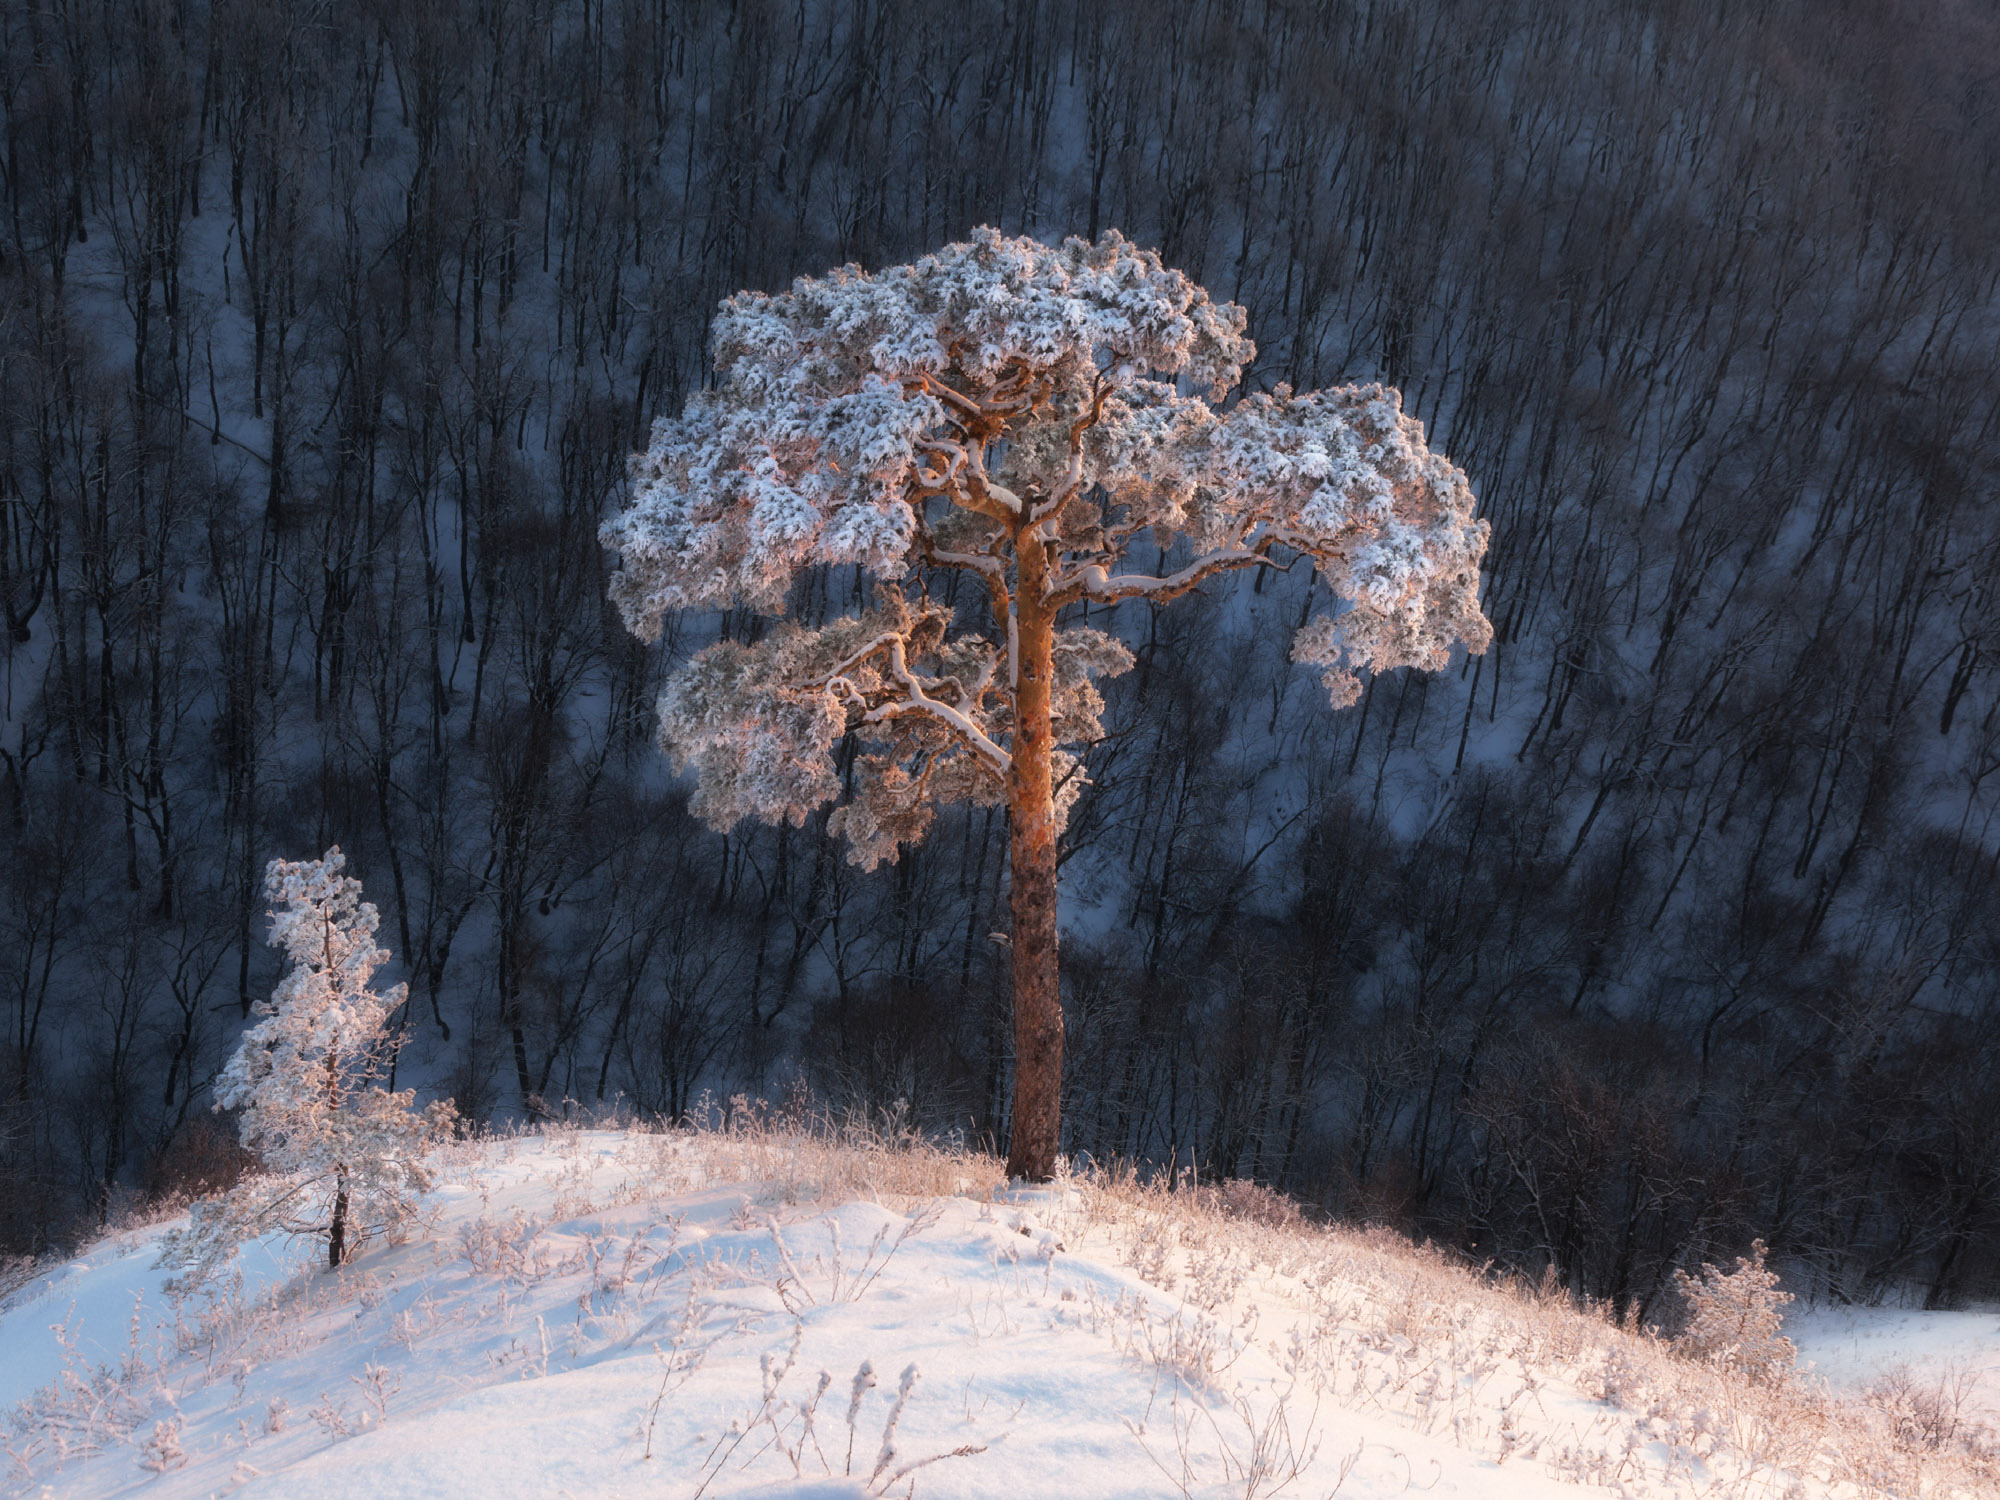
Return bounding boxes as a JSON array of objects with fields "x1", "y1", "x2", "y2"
[{"x1": 3, "y1": 1125, "x2": 1994, "y2": 1499}]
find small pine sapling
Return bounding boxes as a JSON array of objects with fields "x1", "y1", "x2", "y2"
[
  {"x1": 1670, "y1": 1238, "x2": 1796, "y2": 1384},
  {"x1": 161, "y1": 848, "x2": 454, "y2": 1279}
]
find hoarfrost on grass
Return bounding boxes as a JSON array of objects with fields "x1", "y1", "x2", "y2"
[{"x1": 3, "y1": 1118, "x2": 1995, "y2": 1498}]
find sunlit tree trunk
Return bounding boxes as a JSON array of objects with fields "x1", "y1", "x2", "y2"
[{"x1": 1006, "y1": 524, "x2": 1062, "y2": 1180}]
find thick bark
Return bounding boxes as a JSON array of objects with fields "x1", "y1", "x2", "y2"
[{"x1": 1006, "y1": 526, "x2": 1063, "y2": 1180}]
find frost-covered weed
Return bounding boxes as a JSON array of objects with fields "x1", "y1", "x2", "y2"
[
  {"x1": 1671, "y1": 1239, "x2": 1797, "y2": 1385},
  {"x1": 686, "y1": 1338, "x2": 985, "y2": 1499},
  {"x1": 11, "y1": 1115, "x2": 2000, "y2": 1499},
  {"x1": 1065, "y1": 1283, "x2": 1253, "y2": 1391},
  {"x1": 1047, "y1": 1155, "x2": 1998, "y2": 1498},
  {"x1": 1865, "y1": 1364, "x2": 2000, "y2": 1458},
  {"x1": 309, "y1": 1390, "x2": 353, "y2": 1438},
  {"x1": 638, "y1": 1276, "x2": 734, "y2": 1461},
  {"x1": 603, "y1": 1090, "x2": 1008, "y2": 1210},
  {"x1": 767, "y1": 1203, "x2": 939, "y2": 1311},
  {"x1": 1124, "y1": 1215, "x2": 1178, "y2": 1290},
  {"x1": 352, "y1": 1362, "x2": 399, "y2": 1419},
  {"x1": 136, "y1": 1417, "x2": 185, "y2": 1472},
  {"x1": 457, "y1": 1208, "x2": 550, "y2": 1281}
]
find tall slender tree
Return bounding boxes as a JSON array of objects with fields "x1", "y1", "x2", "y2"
[{"x1": 605, "y1": 229, "x2": 1493, "y2": 1177}]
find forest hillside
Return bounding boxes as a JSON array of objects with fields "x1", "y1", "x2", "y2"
[{"x1": 3, "y1": 0, "x2": 1999, "y2": 1315}]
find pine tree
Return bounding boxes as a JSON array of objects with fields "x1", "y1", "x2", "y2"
[
  {"x1": 161, "y1": 849, "x2": 453, "y2": 1278},
  {"x1": 601, "y1": 230, "x2": 1491, "y2": 1178}
]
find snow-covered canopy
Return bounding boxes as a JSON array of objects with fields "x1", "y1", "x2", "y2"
[
  {"x1": 605, "y1": 229, "x2": 1253, "y2": 616},
  {"x1": 601, "y1": 229, "x2": 1491, "y2": 862}
]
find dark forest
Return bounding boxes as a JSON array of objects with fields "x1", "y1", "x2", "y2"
[{"x1": 3, "y1": 0, "x2": 1998, "y2": 1321}]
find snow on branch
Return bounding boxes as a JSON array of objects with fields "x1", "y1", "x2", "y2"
[
  {"x1": 1074, "y1": 382, "x2": 1491, "y2": 707},
  {"x1": 601, "y1": 228, "x2": 1486, "y2": 864},
  {"x1": 602, "y1": 228, "x2": 1251, "y2": 629},
  {"x1": 159, "y1": 849, "x2": 453, "y2": 1281},
  {"x1": 652, "y1": 589, "x2": 1128, "y2": 868}
]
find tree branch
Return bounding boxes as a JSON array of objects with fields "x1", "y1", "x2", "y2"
[
  {"x1": 1047, "y1": 530, "x2": 1293, "y2": 608},
  {"x1": 853, "y1": 638, "x2": 1010, "y2": 775},
  {"x1": 1029, "y1": 375, "x2": 1111, "y2": 524},
  {"x1": 802, "y1": 633, "x2": 1011, "y2": 778},
  {"x1": 963, "y1": 441, "x2": 1021, "y2": 516}
]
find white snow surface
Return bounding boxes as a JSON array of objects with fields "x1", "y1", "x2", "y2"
[
  {"x1": 1791, "y1": 1304, "x2": 2000, "y2": 1425},
  {"x1": 4, "y1": 1128, "x2": 1994, "y2": 1499}
]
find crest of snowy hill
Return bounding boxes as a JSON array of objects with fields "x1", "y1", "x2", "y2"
[{"x1": 3, "y1": 1124, "x2": 1993, "y2": 1499}]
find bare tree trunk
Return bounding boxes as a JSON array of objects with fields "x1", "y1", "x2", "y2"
[
  {"x1": 328, "y1": 1171, "x2": 349, "y2": 1270},
  {"x1": 1006, "y1": 526, "x2": 1062, "y2": 1180},
  {"x1": 327, "y1": 1035, "x2": 348, "y2": 1268}
]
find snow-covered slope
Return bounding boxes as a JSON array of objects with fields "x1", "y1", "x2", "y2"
[
  {"x1": 3, "y1": 1127, "x2": 1993, "y2": 1498},
  {"x1": 1790, "y1": 1304, "x2": 2000, "y2": 1453}
]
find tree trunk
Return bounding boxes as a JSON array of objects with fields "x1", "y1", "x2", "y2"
[
  {"x1": 326, "y1": 1041, "x2": 349, "y2": 1269},
  {"x1": 1006, "y1": 526, "x2": 1063, "y2": 1180},
  {"x1": 328, "y1": 1172, "x2": 349, "y2": 1270}
]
